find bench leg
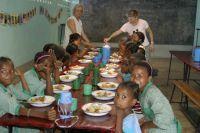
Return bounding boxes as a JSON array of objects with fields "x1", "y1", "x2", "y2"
[
  {"x1": 8, "y1": 126, "x2": 12, "y2": 133},
  {"x1": 167, "y1": 53, "x2": 173, "y2": 85},
  {"x1": 181, "y1": 92, "x2": 183, "y2": 103},
  {"x1": 170, "y1": 85, "x2": 176, "y2": 103}
]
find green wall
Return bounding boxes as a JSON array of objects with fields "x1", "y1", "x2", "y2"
[{"x1": 0, "y1": 0, "x2": 77, "y2": 66}]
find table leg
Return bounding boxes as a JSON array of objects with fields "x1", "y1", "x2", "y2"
[
  {"x1": 8, "y1": 126, "x2": 12, "y2": 133},
  {"x1": 187, "y1": 67, "x2": 191, "y2": 84},
  {"x1": 167, "y1": 53, "x2": 173, "y2": 85},
  {"x1": 44, "y1": 128, "x2": 54, "y2": 133}
]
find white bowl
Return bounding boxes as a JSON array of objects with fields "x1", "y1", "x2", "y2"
[
  {"x1": 70, "y1": 65, "x2": 85, "y2": 71},
  {"x1": 100, "y1": 72, "x2": 118, "y2": 78},
  {"x1": 63, "y1": 70, "x2": 82, "y2": 76},
  {"x1": 97, "y1": 82, "x2": 119, "y2": 91},
  {"x1": 78, "y1": 59, "x2": 92, "y2": 64},
  {"x1": 92, "y1": 90, "x2": 115, "y2": 100},
  {"x1": 53, "y1": 84, "x2": 71, "y2": 93},
  {"x1": 28, "y1": 96, "x2": 55, "y2": 107},
  {"x1": 82, "y1": 103, "x2": 112, "y2": 116},
  {"x1": 60, "y1": 75, "x2": 78, "y2": 82}
]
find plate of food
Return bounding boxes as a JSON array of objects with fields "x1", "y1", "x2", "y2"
[
  {"x1": 97, "y1": 82, "x2": 119, "y2": 91},
  {"x1": 28, "y1": 96, "x2": 55, "y2": 107},
  {"x1": 63, "y1": 70, "x2": 82, "y2": 76},
  {"x1": 82, "y1": 103, "x2": 112, "y2": 116},
  {"x1": 92, "y1": 90, "x2": 115, "y2": 100},
  {"x1": 88, "y1": 51, "x2": 99, "y2": 54},
  {"x1": 109, "y1": 58, "x2": 121, "y2": 63},
  {"x1": 53, "y1": 84, "x2": 71, "y2": 93},
  {"x1": 83, "y1": 55, "x2": 95, "y2": 60},
  {"x1": 100, "y1": 71, "x2": 118, "y2": 78},
  {"x1": 78, "y1": 59, "x2": 92, "y2": 64},
  {"x1": 105, "y1": 63, "x2": 119, "y2": 69},
  {"x1": 60, "y1": 75, "x2": 78, "y2": 82},
  {"x1": 70, "y1": 65, "x2": 85, "y2": 71}
]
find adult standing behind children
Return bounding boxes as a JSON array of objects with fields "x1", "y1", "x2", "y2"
[
  {"x1": 104, "y1": 10, "x2": 154, "y2": 60},
  {"x1": 63, "y1": 4, "x2": 93, "y2": 48}
]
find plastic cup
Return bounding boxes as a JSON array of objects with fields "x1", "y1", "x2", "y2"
[
  {"x1": 92, "y1": 77, "x2": 100, "y2": 86},
  {"x1": 93, "y1": 67, "x2": 100, "y2": 76},
  {"x1": 83, "y1": 84, "x2": 92, "y2": 95},
  {"x1": 83, "y1": 67, "x2": 90, "y2": 76},
  {"x1": 72, "y1": 78, "x2": 80, "y2": 90},
  {"x1": 79, "y1": 74, "x2": 85, "y2": 84},
  {"x1": 71, "y1": 98, "x2": 78, "y2": 111}
]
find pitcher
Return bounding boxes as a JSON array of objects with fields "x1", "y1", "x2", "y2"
[{"x1": 57, "y1": 92, "x2": 72, "y2": 119}]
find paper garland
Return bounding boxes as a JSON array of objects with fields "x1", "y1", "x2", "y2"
[
  {"x1": 39, "y1": 6, "x2": 63, "y2": 24},
  {"x1": 0, "y1": 6, "x2": 63, "y2": 26},
  {"x1": 0, "y1": 7, "x2": 37, "y2": 25}
]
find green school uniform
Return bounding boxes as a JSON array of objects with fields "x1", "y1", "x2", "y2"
[
  {"x1": 0, "y1": 84, "x2": 39, "y2": 133},
  {"x1": 23, "y1": 68, "x2": 46, "y2": 96},
  {"x1": 139, "y1": 82, "x2": 178, "y2": 133}
]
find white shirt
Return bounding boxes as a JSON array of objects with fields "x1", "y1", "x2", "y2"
[
  {"x1": 120, "y1": 19, "x2": 149, "y2": 46},
  {"x1": 63, "y1": 16, "x2": 83, "y2": 48}
]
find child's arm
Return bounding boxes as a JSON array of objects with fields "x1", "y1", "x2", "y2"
[
  {"x1": 19, "y1": 107, "x2": 56, "y2": 121},
  {"x1": 53, "y1": 61, "x2": 61, "y2": 84},
  {"x1": 115, "y1": 109, "x2": 125, "y2": 133},
  {"x1": 15, "y1": 69, "x2": 30, "y2": 92},
  {"x1": 44, "y1": 66, "x2": 53, "y2": 96},
  {"x1": 78, "y1": 48, "x2": 88, "y2": 57},
  {"x1": 141, "y1": 121, "x2": 157, "y2": 133}
]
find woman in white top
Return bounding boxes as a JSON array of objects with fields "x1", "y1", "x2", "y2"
[
  {"x1": 104, "y1": 10, "x2": 154, "y2": 60},
  {"x1": 63, "y1": 4, "x2": 93, "y2": 48}
]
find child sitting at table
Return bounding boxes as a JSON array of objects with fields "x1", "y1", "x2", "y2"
[
  {"x1": 66, "y1": 33, "x2": 88, "y2": 59},
  {"x1": 17, "y1": 51, "x2": 60, "y2": 96},
  {"x1": 0, "y1": 57, "x2": 56, "y2": 133},
  {"x1": 114, "y1": 81, "x2": 141, "y2": 133},
  {"x1": 131, "y1": 61, "x2": 180, "y2": 133},
  {"x1": 121, "y1": 53, "x2": 145, "y2": 82}
]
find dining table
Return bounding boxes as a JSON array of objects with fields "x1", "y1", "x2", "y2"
[{"x1": 0, "y1": 50, "x2": 130, "y2": 133}]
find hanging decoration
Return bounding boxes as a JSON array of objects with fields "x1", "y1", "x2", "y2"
[
  {"x1": 40, "y1": 6, "x2": 63, "y2": 24},
  {"x1": 0, "y1": 7, "x2": 37, "y2": 26}
]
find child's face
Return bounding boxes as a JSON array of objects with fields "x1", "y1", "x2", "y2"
[
  {"x1": 131, "y1": 66, "x2": 150, "y2": 90},
  {"x1": 35, "y1": 57, "x2": 53, "y2": 72},
  {"x1": 114, "y1": 87, "x2": 136, "y2": 110},
  {"x1": 132, "y1": 33, "x2": 139, "y2": 42},
  {"x1": 128, "y1": 16, "x2": 138, "y2": 25},
  {"x1": 74, "y1": 38, "x2": 81, "y2": 46},
  {"x1": 0, "y1": 62, "x2": 15, "y2": 86}
]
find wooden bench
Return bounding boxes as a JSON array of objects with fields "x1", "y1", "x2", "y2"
[{"x1": 170, "y1": 80, "x2": 200, "y2": 108}]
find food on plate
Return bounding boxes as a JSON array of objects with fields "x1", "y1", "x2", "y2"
[
  {"x1": 86, "y1": 103, "x2": 104, "y2": 113},
  {"x1": 53, "y1": 84, "x2": 65, "y2": 90},
  {"x1": 101, "y1": 82, "x2": 116, "y2": 88},
  {"x1": 31, "y1": 96, "x2": 45, "y2": 103},
  {"x1": 96, "y1": 91, "x2": 112, "y2": 97}
]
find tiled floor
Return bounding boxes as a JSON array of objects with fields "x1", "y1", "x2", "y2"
[{"x1": 151, "y1": 58, "x2": 199, "y2": 133}]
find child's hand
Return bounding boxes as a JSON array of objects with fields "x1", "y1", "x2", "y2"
[
  {"x1": 48, "y1": 49, "x2": 57, "y2": 62},
  {"x1": 139, "y1": 117, "x2": 146, "y2": 125},
  {"x1": 43, "y1": 66, "x2": 51, "y2": 76},
  {"x1": 15, "y1": 69, "x2": 24, "y2": 78},
  {"x1": 141, "y1": 122, "x2": 149, "y2": 133},
  {"x1": 47, "y1": 107, "x2": 56, "y2": 121}
]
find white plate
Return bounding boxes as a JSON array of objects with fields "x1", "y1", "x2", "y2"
[
  {"x1": 100, "y1": 72, "x2": 118, "y2": 78},
  {"x1": 28, "y1": 96, "x2": 55, "y2": 107},
  {"x1": 97, "y1": 82, "x2": 119, "y2": 91},
  {"x1": 63, "y1": 70, "x2": 82, "y2": 76},
  {"x1": 109, "y1": 59, "x2": 120, "y2": 63},
  {"x1": 78, "y1": 59, "x2": 92, "y2": 64},
  {"x1": 60, "y1": 75, "x2": 78, "y2": 82},
  {"x1": 53, "y1": 84, "x2": 71, "y2": 93},
  {"x1": 92, "y1": 90, "x2": 115, "y2": 100},
  {"x1": 105, "y1": 63, "x2": 119, "y2": 69},
  {"x1": 88, "y1": 51, "x2": 98, "y2": 55},
  {"x1": 70, "y1": 65, "x2": 85, "y2": 71},
  {"x1": 82, "y1": 103, "x2": 112, "y2": 116},
  {"x1": 83, "y1": 55, "x2": 95, "y2": 60}
]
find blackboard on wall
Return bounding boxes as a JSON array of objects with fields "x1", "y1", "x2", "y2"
[{"x1": 80, "y1": 0, "x2": 197, "y2": 45}]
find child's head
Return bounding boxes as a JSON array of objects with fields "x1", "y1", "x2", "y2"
[
  {"x1": 121, "y1": 58, "x2": 130, "y2": 74},
  {"x1": 0, "y1": 57, "x2": 15, "y2": 86},
  {"x1": 137, "y1": 47, "x2": 145, "y2": 56},
  {"x1": 43, "y1": 43, "x2": 57, "y2": 52},
  {"x1": 131, "y1": 61, "x2": 152, "y2": 90},
  {"x1": 34, "y1": 51, "x2": 53, "y2": 72},
  {"x1": 69, "y1": 33, "x2": 81, "y2": 46},
  {"x1": 132, "y1": 31, "x2": 145, "y2": 44},
  {"x1": 62, "y1": 52, "x2": 71, "y2": 67},
  {"x1": 114, "y1": 81, "x2": 138, "y2": 110},
  {"x1": 125, "y1": 43, "x2": 139, "y2": 56},
  {"x1": 66, "y1": 44, "x2": 79, "y2": 55}
]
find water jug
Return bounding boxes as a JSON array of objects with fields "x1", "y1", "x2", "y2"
[{"x1": 192, "y1": 47, "x2": 200, "y2": 62}]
